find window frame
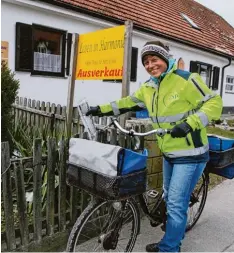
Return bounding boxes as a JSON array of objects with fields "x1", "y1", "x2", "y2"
[
  {"x1": 181, "y1": 13, "x2": 201, "y2": 30},
  {"x1": 189, "y1": 61, "x2": 212, "y2": 88},
  {"x1": 225, "y1": 75, "x2": 234, "y2": 94},
  {"x1": 31, "y1": 24, "x2": 67, "y2": 77}
]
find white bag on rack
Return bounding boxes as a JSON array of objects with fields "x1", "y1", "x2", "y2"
[{"x1": 69, "y1": 138, "x2": 122, "y2": 177}]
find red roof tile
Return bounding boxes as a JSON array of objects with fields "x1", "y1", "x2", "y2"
[{"x1": 51, "y1": 0, "x2": 234, "y2": 57}]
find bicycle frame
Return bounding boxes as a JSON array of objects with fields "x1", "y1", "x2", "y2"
[
  {"x1": 137, "y1": 170, "x2": 209, "y2": 228},
  {"x1": 137, "y1": 191, "x2": 165, "y2": 223}
]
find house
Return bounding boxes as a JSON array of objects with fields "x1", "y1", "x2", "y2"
[{"x1": 2, "y1": 0, "x2": 234, "y2": 113}]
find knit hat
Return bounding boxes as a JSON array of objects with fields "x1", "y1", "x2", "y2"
[{"x1": 141, "y1": 41, "x2": 170, "y2": 66}]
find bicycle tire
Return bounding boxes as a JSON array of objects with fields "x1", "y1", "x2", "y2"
[
  {"x1": 186, "y1": 173, "x2": 209, "y2": 231},
  {"x1": 66, "y1": 197, "x2": 140, "y2": 252}
]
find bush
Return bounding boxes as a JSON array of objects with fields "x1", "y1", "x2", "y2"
[{"x1": 1, "y1": 64, "x2": 19, "y2": 145}]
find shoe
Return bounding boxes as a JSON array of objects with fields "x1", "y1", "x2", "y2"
[
  {"x1": 146, "y1": 243, "x2": 159, "y2": 252},
  {"x1": 146, "y1": 243, "x2": 181, "y2": 252},
  {"x1": 160, "y1": 223, "x2": 166, "y2": 232}
]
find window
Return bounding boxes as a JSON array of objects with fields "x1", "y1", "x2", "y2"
[
  {"x1": 190, "y1": 61, "x2": 220, "y2": 90},
  {"x1": 181, "y1": 14, "x2": 200, "y2": 30},
  {"x1": 225, "y1": 76, "x2": 234, "y2": 94},
  {"x1": 103, "y1": 47, "x2": 138, "y2": 82},
  {"x1": 15, "y1": 22, "x2": 72, "y2": 77},
  {"x1": 190, "y1": 61, "x2": 212, "y2": 87}
]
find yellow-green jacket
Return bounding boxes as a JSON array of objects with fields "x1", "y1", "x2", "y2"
[{"x1": 99, "y1": 62, "x2": 223, "y2": 159}]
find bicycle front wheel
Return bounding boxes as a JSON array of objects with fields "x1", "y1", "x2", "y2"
[
  {"x1": 186, "y1": 173, "x2": 208, "y2": 231},
  {"x1": 66, "y1": 197, "x2": 140, "y2": 252}
]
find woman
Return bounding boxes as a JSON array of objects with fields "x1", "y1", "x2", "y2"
[{"x1": 86, "y1": 41, "x2": 223, "y2": 252}]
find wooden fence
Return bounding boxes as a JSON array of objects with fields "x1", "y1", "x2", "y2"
[
  {"x1": 1, "y1": 131, "x2": 106, "y2": 251},
  {"x1": 1, "y1": 122, "x2": 155, "y2": 252},
  {"x1": 13, "y1": 96, "x2": 111, "y2": 137},
  {"x1": 2, "y1": 96, "x2": 164, "y2": 251}
]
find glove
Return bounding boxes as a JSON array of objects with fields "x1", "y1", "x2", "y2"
[
  {"x1": 171, "y1": 122, "x2": 192, "y2": 138},
  {"x1": 86, "y1": 106, "x2": 101, "y2": 116}
]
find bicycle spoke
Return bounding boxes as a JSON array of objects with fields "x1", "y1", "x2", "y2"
[
  {"x1": 116, "y1": 244, "x2": 125, "y2": 252},
  {"x1": 186, "y1": 174, "x2": 208, "y2": 231},
  {"x1": 68, "y1": 200, "x2": 139, "y2": 252},
  {"x1": 93, "y1": 242, "x2": 102, "y2": 251}
]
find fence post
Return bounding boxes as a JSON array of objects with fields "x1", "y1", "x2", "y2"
[
  {"x1": 58, "y1": 137, "x2": 67, "y2": 231},
  {"x1": 46, "y1": 137, "x2": 56, "y2": 236},
  {"x1": 1, "y1": 142, "x2": 16, "y2": 250},
  {"x1": 14, "y1": 162, "x2": 29, "y2": 248},
  {"x1": 27, "y1": 98, "x2": 32, "y2": 126},
  {"x1": 33, "y1": 138, "x2": 42, "y2": 242}
]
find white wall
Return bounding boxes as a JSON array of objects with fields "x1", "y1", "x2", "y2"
[{"x1": 2, "y1": 0, "x2": 234, "y2": 109}]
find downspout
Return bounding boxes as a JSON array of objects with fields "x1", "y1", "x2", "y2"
[{"x1": 220, "y1": 58, "x2": 232, "y2": 98}]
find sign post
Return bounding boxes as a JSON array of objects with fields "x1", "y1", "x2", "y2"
[
  {"x1": 66, "y1": 33, "x2": 79, "y2": 138},
  {"x1": 122, "y1": 21, "x2": 133, "y2": 97},
  {"x1": 120, "y1": 21, "x2": 133, "y2": 126}
]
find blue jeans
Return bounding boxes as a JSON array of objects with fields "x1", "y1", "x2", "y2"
[{"x1": 158, "y1": 159, "x2": 206, "y2": 252}]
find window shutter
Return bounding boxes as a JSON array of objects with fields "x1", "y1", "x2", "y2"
[
  {"x1": 66, "y1": 33, "x2": 72, "y2": 76},
  {"x1": 212, "y1": 66, "x2": 220, "y2": 90},
  {"x1": 131, "y1": 47, "x2": 138, "y2": 82},
  {"x1": 189, "y1": 61, "x2": 198, "y2": 73},
  {"x1": 15, "y1": 22, "x2": 32, "y2": 71}
]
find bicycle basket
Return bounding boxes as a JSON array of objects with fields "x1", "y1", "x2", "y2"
[
  {"x1": 206, "y1": 147, "x2": 234, "y2": 179},
  {"x1": 67, "y1": 163, "x2": 147, "y2": 200},
  {"x1": 207, "y1": 163, "x2": 234, "y2": 179},
  {"x1": 67, "y1": 138, "x2": 148, "y2": 200},
  {"x1": 208, "y1": 148, "x2": 234, "y2": 168}
]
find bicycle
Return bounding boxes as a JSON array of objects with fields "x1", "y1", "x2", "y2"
[{"x1": 66, "y1": 117, "x2": 209, "y2": 252}]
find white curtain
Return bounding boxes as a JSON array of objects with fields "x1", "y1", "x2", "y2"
[{"x1": 34, "y1": 52, "x2": 61, "y2": 72}]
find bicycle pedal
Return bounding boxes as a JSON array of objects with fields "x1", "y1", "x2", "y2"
[
  {"x1": 150, "y1": 221, "x2": 160, "y2": 227},
  {"x1": 147, "y1": 190, "x2": 159, "y2": 198}
]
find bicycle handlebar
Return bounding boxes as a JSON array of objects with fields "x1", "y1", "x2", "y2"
[{"x1": 110, "y1": 117, "x2": 171, "y2": 137}]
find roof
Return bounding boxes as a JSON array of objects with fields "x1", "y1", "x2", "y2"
[{"x1": 47, "y1": 0, "x2": 234, "y2": 58}]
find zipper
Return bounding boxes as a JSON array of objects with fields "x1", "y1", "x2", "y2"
[
  {"x1": 155, "y1": 79, "x2": 163, "y2": 151},
  {"x1": 152, "y1": 91, "x2": 156, "y2": 113},
  {"x1": 155, "y1": 81, "x2": 161, "y2": 128}
]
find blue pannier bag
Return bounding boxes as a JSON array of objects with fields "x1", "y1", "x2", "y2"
[
  {"x1": 118, "y1": 149, "x2": 148, "y2": 175},
  {"x1": 117, "y1": 149, "x2": 148, "y2": 195},
  {"x1": 208, "y1": 135, "x2": 234, "y2": 179},
  {"x1": 208, "y1": 134, "x2": 234, "y2": 151}
]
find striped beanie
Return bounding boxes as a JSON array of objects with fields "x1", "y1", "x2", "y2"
[{"x1": 141, "y1": 41, "x2": 170, "y2": 66}]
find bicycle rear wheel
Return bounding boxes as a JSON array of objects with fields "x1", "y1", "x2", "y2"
[
  {"x1": 186, "y1": 173, "x2": 208, "y2": 231},
  {"x1": 66, "y1": 197, "x2": 140, "y2": 252}
]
